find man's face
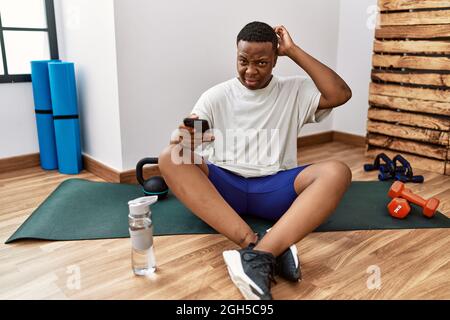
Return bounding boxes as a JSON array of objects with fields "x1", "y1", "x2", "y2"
[{"x1": 237, "y1": 40, "x2": 277, "y2": 90}]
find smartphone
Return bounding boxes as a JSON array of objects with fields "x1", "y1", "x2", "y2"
[{"x1": 183, "y1": 118, "x2": 210, "y2": 133}]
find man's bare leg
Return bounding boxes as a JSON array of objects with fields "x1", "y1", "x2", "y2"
[
  {"x1": 254, "y1": 160, "x2": 352, "y2": 257},
  {"x1": 158, "y1": 145, "x2": 258, "y2": 248}
]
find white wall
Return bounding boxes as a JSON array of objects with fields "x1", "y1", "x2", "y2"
[
  {"x1": 0, "y1": 83, "x2": 38, "y2": 158},
  {"x1": 53, "y1": 0, "x2": 123, "y2": 170},
  {"x1": 113, "y1": 0, "x2": 340, "y2": 170},
  {"x1": 0, "y1": 0, "x2": 124, "y2": 169},
  {"x1": 333, "y1": 0, "x2": 376, "y2": 136}
]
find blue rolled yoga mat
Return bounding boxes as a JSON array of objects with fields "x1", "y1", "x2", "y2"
[
  {"x1": 48, "y1": 62, "x2": 82, "y2": 174},
  {"x1": 31, "y1": 60, "x2": 61, "y2": 170}
]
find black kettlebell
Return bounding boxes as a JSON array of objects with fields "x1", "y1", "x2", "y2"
[{"x1": 136, "y1": 157, "x2": 169, "y2": 200}]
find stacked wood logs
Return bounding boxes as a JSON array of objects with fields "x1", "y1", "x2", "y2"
[{"x1": 366, "y1": 0, "x2": 450, "y2": 175}]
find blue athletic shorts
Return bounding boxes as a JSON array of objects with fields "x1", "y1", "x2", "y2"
[{"x1": 206, "y1": 162, "x2": 310, "y2": 221}]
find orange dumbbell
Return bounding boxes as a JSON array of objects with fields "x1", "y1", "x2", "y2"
[
  {"x1": 387, "y1": 198, "x2": 411, "y2": 219},
  {"x1": 388, "y1": 181, "x2": 440, "y2": 218}
]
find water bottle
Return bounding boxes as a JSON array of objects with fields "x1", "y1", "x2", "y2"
[{"x1": 128, "y1": 196, "x2": 158, "y2": 276}]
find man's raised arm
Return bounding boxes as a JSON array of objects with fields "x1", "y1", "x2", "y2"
[{"x1": 274, "y1": 25, "x2": 352, "y2": 109}]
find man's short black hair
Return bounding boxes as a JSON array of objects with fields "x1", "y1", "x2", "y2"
[{"x1": 237, "y1": 21, "x2": 278, "y2": 51}]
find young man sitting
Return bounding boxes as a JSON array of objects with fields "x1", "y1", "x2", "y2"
[{"x1": 159, "y1": 21, "x2": 352, "y2": 300}]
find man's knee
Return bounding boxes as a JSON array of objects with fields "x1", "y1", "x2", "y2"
[
  {"x1": 158, "y1": 144, "x2": 209, "y2": 176},
  {"x1": 321, "y1": 160, "x2": 352, "y2": 186},
  {"x1": 294, "y1": 160, "x2": 351, "y2": 194},
  {"x1": 158, "y1": 144, "x2": 177, "y2": 174}
]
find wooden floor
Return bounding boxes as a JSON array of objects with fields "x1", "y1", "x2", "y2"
[{"x1": 0, "y1": 141, "x2": 449, "y2": 300}]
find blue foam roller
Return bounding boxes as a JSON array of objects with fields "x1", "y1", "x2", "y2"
[
  {"x1": 48, "y1": 62, "x2": 79, "y2": 116},
  {"x1": 31, "y1": 60, "x2": 61, "y2": 170},
  {"x1": 53, "y1": 119, "x2": 82, "y2": 174},
  {"x1": 48, "y1": 62, "x2": 83, "y2": 175},
  {"x1": 35, "y1": 114, "x2": 58, "y2": 170}
]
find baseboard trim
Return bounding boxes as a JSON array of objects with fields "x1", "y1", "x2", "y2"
[
  {"x1": 332, "y1": 131, "x2": 367, "y2": 147},
  {"x1": 83, "y1": 154, "x2": 121, "y2": 183},
  {"x1": 297, "y1": 131, "x2": 366, "y2": 147},
  {"x1": 0, "y1": 153, "x2": 41, "y2": 174},
  {"x1": 83, "y1": 154, "x2": 160, "y2": 184},
  {"x1": 297, "y1": 131, "x2": 333, "y2": 147},
  {"x1": 1, "y1": 131, "x2": 366, "y2": 180}
]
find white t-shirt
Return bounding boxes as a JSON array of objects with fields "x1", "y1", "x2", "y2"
[{"x1": 191, "y1": 75, "x2": 331, "y2": 178}]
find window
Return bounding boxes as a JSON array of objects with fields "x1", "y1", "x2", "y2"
[{"x1": 0, "y1": 0, "x2": 58, "y2": 83}]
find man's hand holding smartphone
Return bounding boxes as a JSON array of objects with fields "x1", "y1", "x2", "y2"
[{"x1": 171, "y1": 114, "x2": 214, "y2": 151}]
